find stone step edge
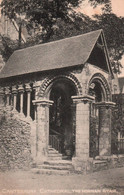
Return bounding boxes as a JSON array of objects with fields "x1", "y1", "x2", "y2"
[
  {"x1": 37, "y1": 164, "x2": 73, "y2": 170},
  {"x1": 93, "y1": 160, "x2": 107, "y2": 165},
  {"x1": 32, "y1": 168, "x2": 70, "y2": 175},
  {"x1": 44, "y1": 160, "x2": 72, "y2": 165},
  {"x1": 48, "y1": 154, "x2": 62, "y2": 157}
]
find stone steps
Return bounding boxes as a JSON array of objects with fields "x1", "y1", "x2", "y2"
[
  {"x1": 39, "y1": 164, "x2": 72, "y2": 170},
  {"x1": 48, "y1": 153, "x2": 62, "y2": 157},
  {"x1": 32, "y1": 168, "x2": 70, "y2": 175},
  {"x1": 44, "y1": 160, "x2": 72, "y2": 166},
  {"x1": 47, "y1": 156, "x2": 62, "y2": 160},
  {"x1": 32, "y1": 146, "x2": 73, "y2": 175},
  {"x1": 93, "y1": 159, "x2": 108, "y2": 171}
]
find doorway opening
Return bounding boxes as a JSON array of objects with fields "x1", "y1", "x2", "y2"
[
  {"x1": 49, "y1": 79, "x2": 76, "y2": 159},
  {"x1": 89, "y1": 81, "x2": 104, "y2": 158}
]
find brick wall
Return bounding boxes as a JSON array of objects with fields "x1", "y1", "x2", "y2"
[{"x1": 0, "y1": 109, "x2": 32, "y2": 171}]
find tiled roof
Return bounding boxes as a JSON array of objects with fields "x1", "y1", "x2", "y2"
[{"x1": 0, "y1": 29, "x2": 102, "y2": 79}]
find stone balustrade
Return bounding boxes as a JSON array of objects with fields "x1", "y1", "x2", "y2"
[{"x1": 0, "y1": 83, "x2": 36, "y2": 120}]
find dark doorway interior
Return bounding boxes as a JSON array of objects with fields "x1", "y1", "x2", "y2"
[
  {"x1": 89, "y1": 81, "x2": 104, "y2": 158},
  {"x1": 49, "y1": 79, "x2": 76, "y2": 159}
]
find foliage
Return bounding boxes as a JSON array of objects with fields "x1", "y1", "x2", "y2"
[
  {"x1": 0, "y1": 0, "x2": 110, "y2": 41},
  {"x1": 0, "y1": 35, "x2": 18, "y2": 62},
  {"x1": 111, "y1": 94, "x2": 124, "y2": 154},
  {"x1": 94, "y1": 13, "x2": 124, "y2": 73},
  {"x1": 90, "y1": 116, "x2": 99, "y2": 158}
]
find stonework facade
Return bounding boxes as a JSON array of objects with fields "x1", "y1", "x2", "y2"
[{"x1": 0, "y1": 29, "x2": 122, "y2": 172}]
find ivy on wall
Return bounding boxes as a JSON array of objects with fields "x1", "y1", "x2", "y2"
[
  {"x1": 112, "y1": 94, "x2": 124, "y2": 154},
  {"x1": 90, "y1": 116, "x2": 99, "y2": 158}
]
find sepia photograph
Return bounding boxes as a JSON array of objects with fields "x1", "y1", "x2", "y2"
[{"x1": 0, "y1": 0, "x2": 124, "y2": 194}]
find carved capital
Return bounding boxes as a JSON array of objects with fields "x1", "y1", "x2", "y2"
[
  {"x1": 95, "y1": 101, "x2": 116, "y2": 108},
  {"x1": 12, "y1": 85, "x2": 18, "y2": 94},
  {"x1": 18, "y1": 84, "x2": 24, "y2": 93},
  {"x1": 5, "y1": 87, "x2": 11, "y2": 95},
  {"x1": 25, "y1": 83, "x2": 32, "y2": 92},
  {"x1": 0, "y1": 87, "x2": 5, "y2": 95},
  {"x1": 72, "y1": 95, "x2": 95, "y2": 104},
  {"x1": 32, "y1": 98, "x2": 53, "y2": 107}
]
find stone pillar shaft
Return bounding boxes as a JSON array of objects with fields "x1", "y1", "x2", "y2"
[
  {"x1": 13, "y1": 94, "x2": 17, "y2": 110},
  {"x1": 18, "y1": 85, "x2": 24, "y2": 114},
  {"x1": 72, "y1": 95, "x2": 94, "y2": 160},
  {"x1": 25, "y1": 84, "x2": 32, "y2": 118},
  {"x1": 32, "y1": 85, "x2": 40, "y2": 120},
  {"x1": 5, "y1": 87, "x2": 11, "y2": 106},
  {"x1": 33, "y1": 99, "x2": 53, "y2": 164},
  {"x1": 20, "y1": 93, "x2": 23, "y2": 113},
  {"x1": 0, "y1": 87, "x2": 5, "y2": 106},
  {"x1": 27, "y1": 91, "x2": 31, "y2": 117},
  {"x1": 96, "y1": 102, "x2": 115, "y2": 156},
  {"x1": 12, "y1": 86, "x2": 18, "y2": 110}
]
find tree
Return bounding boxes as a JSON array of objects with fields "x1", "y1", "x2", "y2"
[
  {"x1": 1, "y1": 0, "x2": 110, "y2": 41},
  {"x1": 93, "y1": 13, "x2": 124, "y2": 73}
]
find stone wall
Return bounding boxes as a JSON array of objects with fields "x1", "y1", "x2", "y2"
[{"x1": 0, "y1": 108, "x2": 32, "y2": 171}]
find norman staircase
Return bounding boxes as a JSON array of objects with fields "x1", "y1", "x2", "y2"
[{"x1": 32, "y1": 146, "x2": 73, "y2": 175}]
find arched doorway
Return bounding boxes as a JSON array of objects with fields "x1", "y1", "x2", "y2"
[
  {"x1": 49, "y1": 79, "x2": 76, "y2": 159},
  {"x1": 89, "y1": 80, "x2": 106, "y2": 158}
]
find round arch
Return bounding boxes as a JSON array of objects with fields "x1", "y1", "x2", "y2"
[
  {"x1": 88, "y1": 73, "x2": 112, "y2": 102},
  {"x1": 88, "y1": 73, "x2": 112, "y2": 158},
  {"x1": 38, "y1": 73, "x2": 81, "y2": 159},
  {"x1": 38, "y1": 73, "x2": 82, "y2": 98}
]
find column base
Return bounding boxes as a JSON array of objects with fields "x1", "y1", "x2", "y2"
[
  {"x1": 12, "y1": 109, "x2": 19, "y2": 114},
  {"x1": 36, "y1": 154, "x2": 47, "y2": 165},
  {"x1": 26, "y1": 116, "x2": 33, "y2": 122},
  {"x1": 19, "y1": 112, "x2": 26, "y2": 119},
  {"x1": 72, "y1": 157, "x2": 93, "y2": 173}
]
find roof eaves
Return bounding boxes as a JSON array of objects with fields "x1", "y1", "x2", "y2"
[
  {"x1": 83, "y1": 29, "x2": 102, "y2": 64},
  {"x1": 101, "y1": 30, "x2": 114, "y2": 78}
]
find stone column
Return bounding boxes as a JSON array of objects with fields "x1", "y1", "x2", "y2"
[
  {"x1": 96, "y1": 102, "x2": 115, "y2": 156},
  {"x1": 71, "y1": 95, "x2": 94, "y2": 171},
  {"x1": 33, "y1": 99, "x2": 53, "y2": 164},
  {"x1": 33, "y1": 81, "x2": 42, "y2": 120},
  {"x1": 25, "y1": 84, "x2": 32, "y2": 118},
  {"x1": 12, "y1": 85, "x2": 18, "y2": 111},
  {"x1": 5, "y1": 87, "x2": 11, "y2": 106},
  {"x1": 0, "y1": 87, "x2": 5, "y2": 120},
  {"x1": 18, "y1": 84, "x2": 24, "y2": 114},
  {"x1": 0, "y1": 87, "x2": 5, "y2": 107}
]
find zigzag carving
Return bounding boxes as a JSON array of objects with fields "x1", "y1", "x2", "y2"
[{"x1": 38, "y1": 73, "x2": 82, "y2": 98}]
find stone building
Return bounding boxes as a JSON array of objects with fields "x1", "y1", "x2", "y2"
[{"x1": 0, "y1": 29, "x2": 120, "y2": 172}]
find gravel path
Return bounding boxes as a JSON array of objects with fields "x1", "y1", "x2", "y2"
[{"x1": 0, "y1": 167, "x2": 124, "y2": 195}]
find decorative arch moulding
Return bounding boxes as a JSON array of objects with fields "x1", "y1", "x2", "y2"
[
  {"x1": 88, "y1": 73, "x2": 112, "y2": 101},
  {"x1": 38, "y1": 72, "x2": 83, "y2": 98}
]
